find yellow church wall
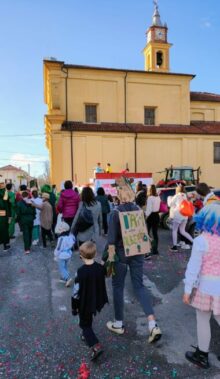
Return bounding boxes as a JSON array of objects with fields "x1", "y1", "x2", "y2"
[
  {"x1": 190, "y1": 101, "x2": 220, "y2": 121},
  {"x1": 66, "y1": 69, "x2": 191, "y2": 125},
  {"x1": 49, "y1": 132, "x2": 72, "y2": 187},
  {"x1": 44, "y1": 62, "x2": 220, "y2": 189},
  {"x1": 136, "y1": 136, "x2": 182, "y2": 184},
  {"x1": 44, "y1": 62, "x2": 67, "y2": 116},
  {"x1": 72, "y1": 132, "x2": 135, "y2": 185},
  {"x1": 197, "y1": 138, "x2": 220, "y2": 188},
  {"x1": 67, "y1": 70, "x2": 124, "y2": 123},
  {"x1": 126, "y1": 78, "x2": 190, "y2": 124},
  {"x1": 45, "y1": 63, "x2": 192, "y2": 126},
  {"x1": 70, "y1": 133, "x2": 219, "y2": 187}
]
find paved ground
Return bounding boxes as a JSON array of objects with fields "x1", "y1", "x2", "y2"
[{"x1": 0, "y1": 228, "x2": 220, "y2": 379}]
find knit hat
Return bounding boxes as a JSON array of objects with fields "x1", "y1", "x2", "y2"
[
  {"x1": 42, "y1": 192, "x2": 50, "y2": 200},
  {"x1": 193, "y1": 201, "x2": 220, "y2": 236},
  {"x1": 55, "y1": 221, "x2": 70, "y2": 235}
]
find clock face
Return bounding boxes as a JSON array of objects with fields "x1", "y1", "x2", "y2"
[{"x1": 155, "y1": 29, "x2": 165, "y2": 40}]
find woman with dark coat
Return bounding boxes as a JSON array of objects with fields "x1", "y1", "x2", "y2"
[
  {"x1": 135, "y1": 181, "x2": 147, "y2": 209},
  {"x1": 96, "y1": 187, "x2": 110, "y2": 235},
  {"x1": 71, "y1": 187, "x2": 102, "y2": 246}
]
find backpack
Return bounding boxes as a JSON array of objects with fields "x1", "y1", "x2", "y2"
[
  {"x1": 179, "y1": 200, "x2": 194, "y2": 217},
  {"x1": 73, "y1": 205, "x2": 94, "y2": 233}
]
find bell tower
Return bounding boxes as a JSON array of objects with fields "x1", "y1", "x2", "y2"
[{"x1": 143, "y1": 0, "x2": 172, "y2": 72}]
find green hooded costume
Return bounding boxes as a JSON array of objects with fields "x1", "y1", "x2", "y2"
[{"x1": 0, "y1": 188, "x2": 10, "y2": 246}]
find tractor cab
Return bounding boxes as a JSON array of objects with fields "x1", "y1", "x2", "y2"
[{"x1": 157, "y1": 166, "x2": 200, "y2": 188}]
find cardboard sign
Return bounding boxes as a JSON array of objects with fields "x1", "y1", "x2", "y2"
[{"x1": 119, "y1": 210, "x2": 150, "y2": 256}]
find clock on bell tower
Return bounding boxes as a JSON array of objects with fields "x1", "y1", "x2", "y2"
[{"x1": 143, "y1": 1, "x2": 172, "y2": 72}]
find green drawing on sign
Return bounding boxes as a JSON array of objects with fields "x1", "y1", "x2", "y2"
[{"x1": 123, "y1": 214, "x2": 129, "y2": 230}]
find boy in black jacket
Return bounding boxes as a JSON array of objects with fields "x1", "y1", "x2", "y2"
[{"x1": 71, "y1": 241, "x2": 108, "y2": 360}]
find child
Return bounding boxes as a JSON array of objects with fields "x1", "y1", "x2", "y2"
[
  {"x1": 54, "y1": 221, "x2": 75, "y2": 287},
  {"x1": 183, "y1": 201, "x2": 220, "y2": 369},
  {"x1": 169, "y1": 184, "x2": 194, "y2": 252},
  {"x1": 71, "y1": 241, "x2": 108, "y2": 360},
  {"x1": 32, "y1": 192, "x2": 53, "y2": 248},
  {"x1": 16, "y1": 191, "x2": 36, "y2": 254}
]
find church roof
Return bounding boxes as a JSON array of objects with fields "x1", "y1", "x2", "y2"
[
  {"x1": 44, "y1": 60, "x2": 195, "y2": 78},
  {"x1": 62, "y1": 121, "x2": 220, "y2": 135},
  {"x1": 190, "y1": 92, "x2": 220, "y2": 102}
]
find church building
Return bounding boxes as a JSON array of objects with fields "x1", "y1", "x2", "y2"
[{"x1": 43, "y1": 3, "x2": 220, "y2": 187}]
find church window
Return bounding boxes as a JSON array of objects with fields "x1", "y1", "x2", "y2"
[
  {"x1": 144, "y1": 107, "x2": 156, "y2": 125},
  {"x1": 156, "y1": 51, "x2": 163, "y2": 67},
  {"x1": 85, "y1": 104, "x2": 97, "y2": 123},
  {"x1": 214, "y1": 142, "x2": 220, "y2": 163}
]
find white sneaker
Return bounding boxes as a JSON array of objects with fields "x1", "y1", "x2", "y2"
[
  {"x1": 59, "y1": 279, "x2": 67, "y2": 284},
  {"x1": 65, "y1": 278, "x2": 73, "y2": 287},
  {"x1": 106, "y1": 321, "x2": 125, "y2": 335},
  {"x1": 181, "y1": 244, "x2": 191, "y2": 250},
  {"x1": 148, "y1": 326, "x2": 162, "y2": 343},
  {"x1": 177, "y1": 241, "x2": 185, "y2": 247}
]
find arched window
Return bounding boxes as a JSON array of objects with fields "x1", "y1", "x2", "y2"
[{"x1": 156, "y1": 51, "x2": 163, "y2": 67}]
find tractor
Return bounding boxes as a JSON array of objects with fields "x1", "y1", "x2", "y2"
[{"x1": 156, "y1": 166, "x2": 200, "y2": 188}]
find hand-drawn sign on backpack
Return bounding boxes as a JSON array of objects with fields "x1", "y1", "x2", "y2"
[{"x1": 119, "y1": 210, "x2": 150, "y2": 256}]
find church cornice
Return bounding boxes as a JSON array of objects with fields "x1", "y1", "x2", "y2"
[{"x1": 61, "y1": 121, "x2": 220, "y2": 135}]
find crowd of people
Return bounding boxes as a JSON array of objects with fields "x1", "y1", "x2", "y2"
[{"x1": 0, "y1": 178, "x2": 220, "y2": 367}]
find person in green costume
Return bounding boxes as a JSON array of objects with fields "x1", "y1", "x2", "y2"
[
  {"x1": 6, "y1": 183, "x2": 16, "y2": 239},
  {"x1": 16, "y1": 191, "x2": 36, "y2": 254},
  {"x1": 0, "y1": 183, "x2": 10, "y2": 252}
]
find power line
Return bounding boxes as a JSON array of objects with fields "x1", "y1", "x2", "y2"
[
  {"x1": 0, "y1": 134, "x2": 44, "y2": 137},
  {"x1": 0, "y1": 151, "x2": 47, "y2": 157},
  {"x1": 0, "y1": 158, "x2": 46, "y2": 163}
]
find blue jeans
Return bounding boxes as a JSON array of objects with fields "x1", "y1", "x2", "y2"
[
  {"x1": 112, "y1": 255, "x2": 154, "y2": 321},
  {"x1": 58, "y1": 259, "x2": 70, "y2": 281}
]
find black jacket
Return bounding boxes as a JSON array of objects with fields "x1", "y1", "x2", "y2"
[
  {"x1": 71, "y1": 262, "x2": 108, "y2": 317},
  {"x1": 135, "y1": 190, "x2": 147, "y2": 208}
]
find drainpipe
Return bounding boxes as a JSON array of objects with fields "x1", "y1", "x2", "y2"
[
  {"x1": 61, "y1": 65, "x2": 74, "y2": 181},
  {"x1": 134, "y1": 133, "x2": 137, "y2": 173},
  {"x1": 124, "y1": 71, "x2": 128, "y2": 124}
]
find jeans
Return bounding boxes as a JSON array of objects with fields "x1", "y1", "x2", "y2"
[
  {"x1": 79, "y1": 314, "x2": 99, "y2": 348},
  {"x1": 112, "y1": 255, "x2": 154, "y2": 321},
  {"x1": 102, "y1": 213, "x2": 108, "y2": 234},
  {"x1": 58, "y1": 258, "x2": 70, "y2": 281},
  {"x1": 172, "y1": 219, "x2": 193, "y2": 246}
]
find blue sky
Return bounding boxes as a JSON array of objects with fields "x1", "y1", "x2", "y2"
[{"x1": 0, "y1": 0, "x2": 220, "y2": 177}]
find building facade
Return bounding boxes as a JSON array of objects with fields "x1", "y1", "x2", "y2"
[
  {"x1": 43, "y1": 3, "x2": 220, "y2": 188},
  {"x1": 0, "y1": 165, "x2": 31, "y2": 190}
]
